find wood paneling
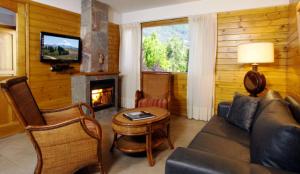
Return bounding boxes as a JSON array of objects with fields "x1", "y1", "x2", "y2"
[
  {"x1": 170, "y1": 73, "x2": 187, "y2": 117},
  {"x1": 108, "y1": 23, "x2": 120, "y2": 73},
  {"x1": 287, "y1": 0, "x2": 300, "y2": 100},
  {"x1": 28, "y1": 2, "x2": 81, "y2": 108},
  {"x1": 216, "y1": 6, "x2": 289, "y2": 106}
]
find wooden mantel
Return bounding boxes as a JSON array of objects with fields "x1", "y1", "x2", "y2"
[{"x1": 72, "y1": 72, "x2": 120, "y2": 76}]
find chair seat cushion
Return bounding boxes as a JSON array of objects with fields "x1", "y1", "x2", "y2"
[
  {"x1": 202, "y1": 116, "x2": 250, "y2": 147},
  {"x1": 188, "y1": 132, "x2": 250, "y2": 162},
  {"x1": 138, "y1": 98, "x2": 168, "y2": 109}
]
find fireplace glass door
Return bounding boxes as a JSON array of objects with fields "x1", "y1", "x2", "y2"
[{"x1": 90, "y1": 79, "x2": 115, "y2": 111}]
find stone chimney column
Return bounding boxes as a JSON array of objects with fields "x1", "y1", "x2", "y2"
[{"x1": 81, "y1": 0, "x2": 109, "y2": 72}]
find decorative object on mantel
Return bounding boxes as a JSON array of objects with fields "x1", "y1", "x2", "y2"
[{"x1": 238, "y1": 42, "x2": 274, "y2": 97}]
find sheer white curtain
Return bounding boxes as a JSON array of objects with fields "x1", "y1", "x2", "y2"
[
  {"x1": 119, "y1": 23, "x2": 141, "y2": 108},
  {"x1": 187, "y1": 14, "x2": 217, "y2": 121}
]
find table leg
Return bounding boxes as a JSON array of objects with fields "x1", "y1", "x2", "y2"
[
  {"x1": 110, "y1": 132, "x2": 118, "y2": 152},
  {"x1": 146, "y1": 132, "x2": 155, "y2": 166},
  {"x1": 167, "y1": 124, "x2": 174, "y2": 149}
]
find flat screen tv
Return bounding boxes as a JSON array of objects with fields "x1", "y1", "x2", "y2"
[{"x1": 40, "y1": 32, "x2": 81, "y2": 63}]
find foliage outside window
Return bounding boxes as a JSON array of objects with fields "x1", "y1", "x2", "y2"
[{"x1": 142, "y1": 24, "x2": 189, "y2": 72}]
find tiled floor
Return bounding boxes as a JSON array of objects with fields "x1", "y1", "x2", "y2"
[{"x1": 0, "y1": 112, "x2": 205, "y2": 174}]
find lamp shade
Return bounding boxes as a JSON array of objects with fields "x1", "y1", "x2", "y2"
[{"x1": 237, "y1": 42, "x2": 274, "y2": 64}]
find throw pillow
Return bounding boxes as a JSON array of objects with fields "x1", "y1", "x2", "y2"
[
  {"x1": 227, "y1": 93, "x2": 259, "y2": 132},
  {"x1": 251, "y1": 100, "x2": 300, "y2": 173}
]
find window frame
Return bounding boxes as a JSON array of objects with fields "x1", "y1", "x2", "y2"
[{"x1": 141, "y1": 17, "x2": 189, "y2": 73}]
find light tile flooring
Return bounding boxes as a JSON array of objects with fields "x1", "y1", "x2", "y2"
[{"x1": 0, "y1": 113, "x2": 205, "y2": 174}]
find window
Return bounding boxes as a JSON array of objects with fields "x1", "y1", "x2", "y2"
[
  {"x1": 0, "y1": 7, "x2": 17, "y2": 76},
  {"x1": 142, "y1": 19, "x2": 189, "y2": 72},
  {"x1": 0, "y1": 28, "x2": 16, "y2": 76}
]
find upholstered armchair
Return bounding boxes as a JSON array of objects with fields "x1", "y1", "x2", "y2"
[
  {"x1": 0, "y1": 76, "x2": 105, "y2": 174},
  {"x1": 135, "y1": 72, "x2": 171, "y2": 110}
]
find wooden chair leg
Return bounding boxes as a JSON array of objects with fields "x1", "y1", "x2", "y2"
[
  {"x1": 98, "y1": 162, "x2": 105, "y2": 174},
  {"x1": 98, "y1": 142, "x2": 105, "y2": 174},
  {"x1": 110, "y1": 132, "x2": 118, "y2": 152},
  {"x1": 146, "y1": 133, "x2": 155, "y2": 166},
  {"x1": 167, "y1": 124, "x2": 174, "y2": 149}
]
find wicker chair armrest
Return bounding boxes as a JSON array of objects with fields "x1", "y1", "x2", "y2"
[
  {"x1": 79, "y1": 103, "x2": 96, "y2": 118},
  {"x1": 27, "y1": 117, "x2": 102, "y2": 139},
  {"x1": 40, "y1": 103, "x2": 81, "y2": 113},
  {"x1": 27, "y1": 117, "x2": 82, "y2": 131}
]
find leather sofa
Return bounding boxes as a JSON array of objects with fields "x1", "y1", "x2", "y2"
[{"x1": 165, "y1": 91, "x2": 299, "y2": 174}]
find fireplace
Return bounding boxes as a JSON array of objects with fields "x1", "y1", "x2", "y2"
[
  {"x1": 71, "y1": 72, "x2": 119, "y2": 113},
  {"x1": 90, "y1": 79, "x2": 115, "y2": 111}
]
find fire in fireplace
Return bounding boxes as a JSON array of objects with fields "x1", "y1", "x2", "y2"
[{"x1": 90, "y1": 79, "x2": 115, "y2": 111}]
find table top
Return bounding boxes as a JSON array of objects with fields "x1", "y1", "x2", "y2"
[{"x1": 112, "y1": 107, "x2": 170, "y2": 127}]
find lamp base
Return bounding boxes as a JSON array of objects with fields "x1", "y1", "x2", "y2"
[
  {"x1": 252, "y1": 63, "x2": 258, "y2": 71},
  {"x1": 244, "y1": 70, "x2": 266, "y2": 97}
]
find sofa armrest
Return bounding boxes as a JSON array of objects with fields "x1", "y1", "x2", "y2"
[
  {"x1": 165, "y1": 147, "x2": 249, "y2": 174},
  {"x1": 217, "y1": 101, "x2": 232, "y2": 118}
]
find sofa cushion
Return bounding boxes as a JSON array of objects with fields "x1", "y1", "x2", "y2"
[
  {"x1": 253, "y1": 90, "x2": 282, "y2": 122},
  {"x1": 285, "y1": 96, "x2": 300, "y2": 123},
  {"x1": 251, "y1": 100, "x2": 300, "y2": 173},
  {"x1": 227, "y1": 94, "x2": 260, "y2": 132},
  {"x1": 202, "y1": 116, "x2": 250, "y2": 146},
  {"x1": 189, "y1": 132, "x2": 250, "y2": 162}
]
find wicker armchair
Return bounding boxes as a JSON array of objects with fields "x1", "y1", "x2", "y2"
[
  {"x1": 135, "y1": 72, "x2": 171, "y2": 110},
  {"x1": 0, "y1": 76, "x2": 105, "y2": 174}
]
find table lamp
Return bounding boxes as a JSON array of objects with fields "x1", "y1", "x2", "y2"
[{"x1": 237, "y1": 42, "x2": 274, "y2": 96}]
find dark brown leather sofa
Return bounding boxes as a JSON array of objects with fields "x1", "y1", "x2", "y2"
[{"x1": 165, "y1": 91, "x2": 299, "y2": 174}]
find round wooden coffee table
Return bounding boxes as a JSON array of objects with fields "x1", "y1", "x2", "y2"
[{"x1": 111, "y1": 107, "x2": 174, "y2": 166}]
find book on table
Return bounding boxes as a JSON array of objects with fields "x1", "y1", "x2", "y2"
[{"x1": 123, "y1": 111, "x2": 155, "y2": 121}]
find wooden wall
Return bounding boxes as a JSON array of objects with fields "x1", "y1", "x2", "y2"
[
  {"x1": 287, "y1": 0, "x2": 300, "y2": 100},
  {"x1": 108, "y1": 23, "x2": 120, "y2": 73},
  {"x1": 28, "y1": 2, "x2": 81, "y2": 108},
  {"x1": 216, "y1": 6, "x2": 289, "y2": 105},
  {"x1": 170, "y1": 73, "x2": 187, "y2": 117}
]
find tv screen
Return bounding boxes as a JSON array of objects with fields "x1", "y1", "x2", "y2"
[{"x1": 40, "y1": 32, "x2": 81, "y2": 63}]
